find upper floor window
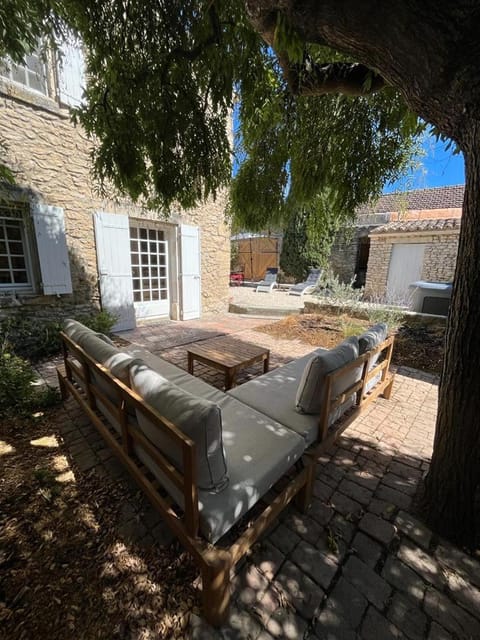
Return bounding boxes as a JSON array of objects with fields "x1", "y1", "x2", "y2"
[
  {"x1": 0, "y1": 37, "x2": 85, "y2": 108},
  {"x1": 0, "y1": 50, "x2": 48, "y2": 96}
]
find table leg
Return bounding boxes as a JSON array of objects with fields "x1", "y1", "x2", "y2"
[
  {"x1": 188, "y1": 352, "x2": 194, "y2": 375},
  {"x1": 225, "y1": 369, "x2": 235, "y2": 391},
  {"x1": 264, "y1": 351, "x2": 270, "y2": 373}
]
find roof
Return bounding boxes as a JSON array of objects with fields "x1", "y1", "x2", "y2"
[
  {"x1": 357, "y1": 185, "x2": 464, "y2": 215},
  {"x1": 371, "y1": 217, "x2": 461, "y2": 235}
]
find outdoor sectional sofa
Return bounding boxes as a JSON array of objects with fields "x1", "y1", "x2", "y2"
[{"x1": 57, "y1": 319, "x2": 395, "y2": 626}]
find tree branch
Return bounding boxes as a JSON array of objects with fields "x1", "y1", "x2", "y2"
[{"x1": 280, "y1": 56, "x2": 386, "y2": 96}]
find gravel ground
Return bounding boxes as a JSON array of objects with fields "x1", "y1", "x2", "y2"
[{"x1": 229, "y1": 284, "x2": 317, "y2": 310}]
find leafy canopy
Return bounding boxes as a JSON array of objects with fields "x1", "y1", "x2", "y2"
[{"x1": 2, "y1": 1, "x2": 423, "y2": 229}]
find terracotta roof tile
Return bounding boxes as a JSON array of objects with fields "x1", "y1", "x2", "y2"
[
  {"x1": 357, "y1": 185, "x2": 464, "y2": 215},
  {"x1": 371, "y1": 217, "x2": 461, "y2": 235}
]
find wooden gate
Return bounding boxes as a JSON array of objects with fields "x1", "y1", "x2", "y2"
[{"x1": 234, "y1": 237, "x2": 280, "y2": 280}]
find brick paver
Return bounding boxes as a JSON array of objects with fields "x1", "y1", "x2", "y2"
[{"x1": 40, "y1": 313, "x2": 480, "y2": 639}]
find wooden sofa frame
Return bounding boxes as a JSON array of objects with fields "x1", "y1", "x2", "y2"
[
  {"x1": 57, "y1": 332, "x2": 315, "y2": 627},
  {"x1": 315, "y1": 335, "x2": 395, "y2": 448},
  {"x1": 57, "y1": 330, "x2": 395, "y2": 626}
]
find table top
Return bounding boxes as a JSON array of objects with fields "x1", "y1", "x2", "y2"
[{"x1": 187, "y1": 336, "x2": 269, "y2": 368}]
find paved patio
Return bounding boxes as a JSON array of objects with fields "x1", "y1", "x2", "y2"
[{"x1": 40, "y1": 314, "x2": 480, "y2": 639}]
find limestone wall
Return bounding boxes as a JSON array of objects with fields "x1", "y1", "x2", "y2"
[
  {"x1": 0, "y1": 89, "x2": 230, "y2": 319},
  {"x1": 365, "y1": 231, "x2": 459, "y2": 299},
  {"x1": 422, "y1": 235, "x2": 458, "y2": 282},
  {"x1": 364, "y1": 236, "x2": 393, "y2": 299}
]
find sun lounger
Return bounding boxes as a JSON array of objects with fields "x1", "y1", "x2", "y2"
[
  {"x1": 289, "y1": 268, "x2": 322, "y2": 296},
  {"x1": 255, "y1": 267, "x2": 279, "y2": 293}
]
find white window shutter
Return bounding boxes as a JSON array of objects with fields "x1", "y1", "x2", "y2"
[
  {"x1": 32, "y1": 203, "x2": 73, "y2": 295},
  {"x1": 93, "y1": 212, "x2": 136, "y2": 331},
  {"x1": 180, "y1": 225, "x2": 201, "y2": 320},
  {"x1": 57, "y1": 40, "x2": 85, "y2": 107}
]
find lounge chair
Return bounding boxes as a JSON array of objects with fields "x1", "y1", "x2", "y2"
[
  {"x1": 255, "y1": 267, "x2": 279, "y2": 293},
  {"x1": 289, "y1": 268, "x2": 322, "y2": 296}
]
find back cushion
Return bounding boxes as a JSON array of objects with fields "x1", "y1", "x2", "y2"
[
  {"x1": 63, "y1": 318, "x2": 94, "y2": 345},
  {"x1": 80, "y1": 333, "x2": 135, "y2": 415},
  {"x1": 295, "y1": 337, "x2": 360, "y2": 415},
  {"x1": 358, "y1": 323, "x2": 388, "y2": 394},
  {"x1": 130, "y1": 362, "x2": 228, "y2": 493},
  {"x1": 358, "y1": 323, "x2": 388, "y2": 355}
]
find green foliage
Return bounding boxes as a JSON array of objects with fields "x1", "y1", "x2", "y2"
[
  {"x1": 77, "y1": 309, "x2": 117, "y2": 335},
  {"x1": 280, "y1": 202, "x2": 335, "y2": 281},
  {"x1": 273, "y1": 11, "x2": 304, "y2": 63},
  {"x1": 0, "y1": 345, "x2": 59, "y2": 416},
  {"x1": 366, "y1": 304, "x2": 405, "y2": 331},
  {"x1": 0, "y1": 316, "x2": 63, "y2": 361},
  {"x1": 0, "y1": 310, "x2": 116, "y2": 361},
  {"x1": 0, "y1": 0, "x2": 63, "y2": 63},
  {"x1": 0, "y1": 2, "x2": 423, "y2": 234},
  {"x1": 341, "y1": 320, "x2": 366, "y2": 338},
  {"x1": 317, "y1": 271, "x2": 364, "y2": 313},
  {"x1": 62, "y1": 1, "x2": 263, "y2": 213},
  {"x1": 42, "y1": 0, "x2": 423, "y2": 227}
]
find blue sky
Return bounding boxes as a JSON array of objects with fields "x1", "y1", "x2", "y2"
[{"x1": 383, "y1": 135, "x2": 465, "y2": 193}]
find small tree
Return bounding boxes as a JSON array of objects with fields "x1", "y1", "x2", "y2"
[
  {"x1": 280, "y1": 195, "x2": 343, "y2": 281},
  {"x1": 280, "y1": 209, "x2": 321, "y2": 280}
]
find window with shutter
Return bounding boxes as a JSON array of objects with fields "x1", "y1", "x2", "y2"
[{"x1": 57, "y1": 40, "x2": 85, "y2": 107}]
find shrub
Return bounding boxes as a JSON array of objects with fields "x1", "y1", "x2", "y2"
[
  {"x1": 366, "y1": 304, "x2": 405, "y2": 332},
  {"x1": 0, "y1": 309, "x2": 117, "y2": 362},
  {"x1": 0, "y1": 346, "x2": 59, "y2": 416},
  {"x1": 77, "y1": 310, "x2": 117, "y2": 335},
  {"x1": 0, "y1": 316, "x2": 62, "y2": 361},
  {"x1": 316, "y1": 271, "x2": 364, "y2": 313}
]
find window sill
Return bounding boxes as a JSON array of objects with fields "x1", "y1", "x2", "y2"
[{"x1": 0, "y1": 79, "x2": 70, "y2": 119}]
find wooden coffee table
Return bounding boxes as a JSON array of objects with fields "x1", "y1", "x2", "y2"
[{"x1": 187, "y1": 336, "x2": 270, "y2": 390}]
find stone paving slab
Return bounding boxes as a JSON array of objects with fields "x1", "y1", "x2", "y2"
[{"x1": 41, "y1": 313, "x2": 480, "y2": 640}]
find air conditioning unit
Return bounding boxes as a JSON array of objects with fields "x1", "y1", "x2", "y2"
[{"x1": 408, "y1": 281, "x2": 453, "y2": 316}]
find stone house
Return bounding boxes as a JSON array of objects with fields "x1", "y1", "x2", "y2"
[
  {"x1": 330, "y1": 185, "x2": 463, "y2": 302},
  {"x1": 0, "y1": 43, "x2": 230, "y2": 331}
]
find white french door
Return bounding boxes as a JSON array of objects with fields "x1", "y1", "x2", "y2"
[{"x1": 130, "y1": 224, "x2": 170, "y2": 318}]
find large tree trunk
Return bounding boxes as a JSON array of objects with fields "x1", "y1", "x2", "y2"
[
  {"x1": 246, "y1": 1, "x2": 480, "y2": 546},
  {"x1": 423, "y1": 127, "x2": 480, "y2": 549}
]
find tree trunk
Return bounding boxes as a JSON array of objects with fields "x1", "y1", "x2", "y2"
[{"x1": 423, "y1": 125, "x2": 480, "y2": 549}]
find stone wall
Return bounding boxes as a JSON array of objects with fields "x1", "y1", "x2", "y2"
[
  {"x1": 422, "y1": 235, "x2": 458, "y2": 282},
  {"x1": 329, "y1": 230, "x2": 359, "y2": 284},
  {"x1": 0, "y1": 89, "x2": 230, "y2": 321},
  {"x1": 363, "y1": 236, "x2": 393, "y2": 300},
  {"x1": 364, "y1": 231, "x2": 459, "y2": 299},
  {"x1": 329, "y1": 225, "x2": 377, "y2": 286}
]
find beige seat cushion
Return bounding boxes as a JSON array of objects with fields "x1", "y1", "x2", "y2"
[
  {"x1": 228, "y1": 351, "x2": 325, "y2": 446},
  {"x1": 132, "y1": 384, "x2": 306, "y2": 543}
]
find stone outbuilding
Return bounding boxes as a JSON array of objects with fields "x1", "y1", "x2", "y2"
[
  {"x1": 364, "y1": 217, "x2": 460, "y2": 303},
  {"x1": 330, "y1": 185, "x2": 463, "y2": 298},
  {"x1": 0, "y1": 42, "x2": 230, "y2": 330}
]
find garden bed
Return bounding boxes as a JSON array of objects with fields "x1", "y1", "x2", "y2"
[{"x1": 256, "y1": 312, "x2": 445, "y2": 375}]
